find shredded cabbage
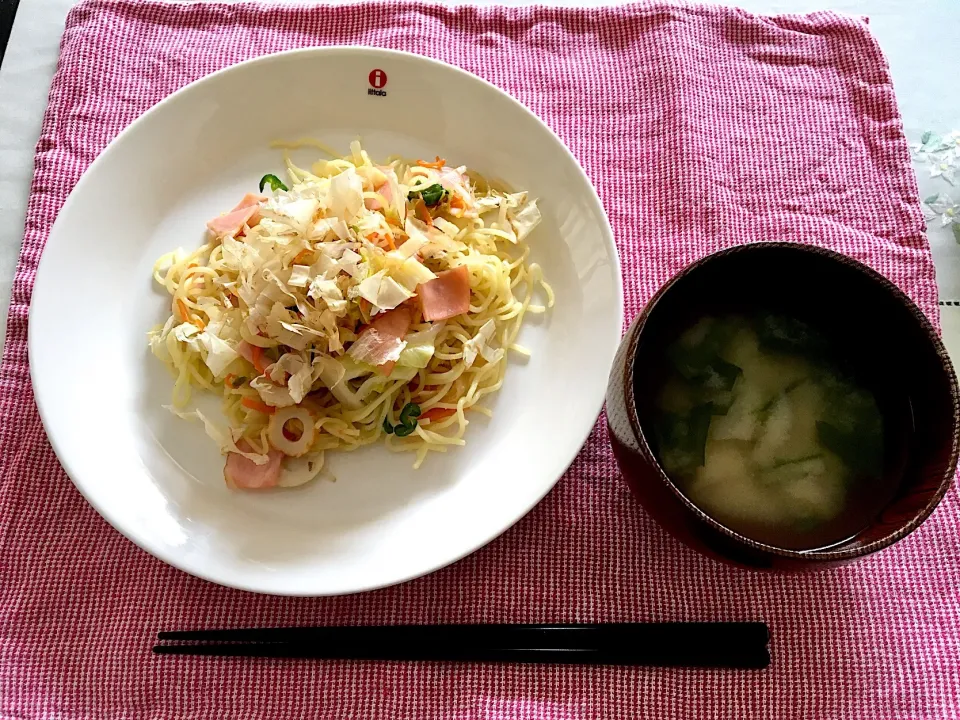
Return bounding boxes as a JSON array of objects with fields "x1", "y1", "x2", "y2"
[{"x1": 398, "y1": 322, "x2": 445, "y2": 369}]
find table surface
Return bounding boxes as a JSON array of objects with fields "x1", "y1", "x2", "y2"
[{"x1": 1, "y1": 0, "x2": 958, "y2": 359}]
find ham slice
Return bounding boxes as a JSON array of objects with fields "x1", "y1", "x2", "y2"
[
  {"x1": 234, "y1": 193, "x2": 267, "y2": 209},
  {"x1": 348, "y1": 306, "x2": 412, "y2": 376},
  {"x1": 364, "y1": 182, "x2": 393, "y2": 212},
  {"x1": 236, "y1": 340, "x2": 256, "y2": 364},
  {"x1": 233, "y1": 192, "x2": 267, "y2": 225},
  {"x1": 207, "y1": 205, "x2": 257, "y2": 238},
  {"x1": 224, "y1": 440, "x2": 284, "y2": 490},
  {"x1": 418, "y1": 265, "x2": 470, "y2": 321},
  {"x1": 236, "y1": 339, "x2": 271, "y2": 374},
  {"x1": 380, "y1": 181, "x2": 395, "y2": 205},
  {"x1": 206, "y1": 194, "x2": 266, "y2": 237},
  {"x1": 371, "y1": 305, "x2": 413, "y2": 338}
]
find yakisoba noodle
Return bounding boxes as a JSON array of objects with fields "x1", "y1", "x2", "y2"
[{"x1": 149, "y1": 140, "x2": 553, "y2": 490}]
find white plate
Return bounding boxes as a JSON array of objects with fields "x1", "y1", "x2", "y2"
[{"x1": 29, "y1": 47, "x2": 623, "y2": 596}]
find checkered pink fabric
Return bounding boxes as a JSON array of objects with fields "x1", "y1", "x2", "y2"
[{"x1": 1, "y1": 1, "x2": 956, "y2": 717}]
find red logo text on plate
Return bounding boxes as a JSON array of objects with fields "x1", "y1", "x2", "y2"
[{"x1": 369, "y1": 69, "x2": 388, "y2": 89}]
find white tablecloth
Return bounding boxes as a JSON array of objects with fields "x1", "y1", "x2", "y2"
[{"x1": 1, "y1": 0, "x2": 958, "y2": 356}]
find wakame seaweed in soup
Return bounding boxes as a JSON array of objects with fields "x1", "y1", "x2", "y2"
[{"x1": 652, "y1": 313, "x2": 898, "y2": 550}]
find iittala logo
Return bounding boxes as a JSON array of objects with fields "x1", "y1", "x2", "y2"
[{"x1": 368, "y1": 69, "x2": 388, "y2": 97}]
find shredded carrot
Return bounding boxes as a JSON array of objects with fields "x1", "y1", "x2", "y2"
[
  {"x1": 224, "y1": 374, "x2": 236, "y2": 387},
  {"x1": 417, "y1": 156, "x2": 446, "y2": 170},
  {"x1": 420, "y1": 407, "x2": 457, "y2": 423},
  {"x1": 249, "y1": 345, "x2": 271, "y2": 374},
  {"x1": 176, "y1": 298, "x2": 206, "y2": 329},
  {"x1": 381, "y1": 233, "x2": 397, "y2": 251},
  {"x1": 449, "y1": 194, "x2": 465, "y2": 211},
  {"x1": 241, "y1": 397, "x2": 276, "y2": 414},
  {"x1": 415, "y1": 200, "x2": 434, "y2": 227}
]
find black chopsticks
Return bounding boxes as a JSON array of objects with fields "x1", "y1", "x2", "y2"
[{"x1": 154, "y1": 622, "x2": 770, "y2": 668}]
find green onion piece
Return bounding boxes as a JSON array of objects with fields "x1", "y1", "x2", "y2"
[
  {"x1": 399, "y1": 403, "x2": 422, "y2": 426},
  {"x1": 408, "y1": 183, "x2": 448, "y2": 207},
  {"x1": 382, "y1": 417, "x2": 395, "y2": 435},
  {"x1": 259, "y1": 173, "x2": 289, "y2": 193},
  {"x1": 394, "y1": 424, "x2": 416, "y2": 438}
]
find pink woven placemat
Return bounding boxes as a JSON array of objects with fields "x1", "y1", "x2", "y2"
[{"x1": 1, "y1": 1, "x2": 957, "y2": 717}]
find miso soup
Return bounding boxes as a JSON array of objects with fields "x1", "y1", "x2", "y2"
[{"x1": 650, "y1": 313, "x2": 903, "y2": 550}]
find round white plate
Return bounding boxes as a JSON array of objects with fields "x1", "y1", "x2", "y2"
[{"x1": 29, "y1": 47, "x2": 623, "y2": 596}]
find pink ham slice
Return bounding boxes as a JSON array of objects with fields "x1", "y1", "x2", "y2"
[
  {"x1": 372, "y1": 305, "x2": 413, "y2": 338},
  {"x1": 224, "y1": 440, "x2": 284, "y2": 490},
  {"x1": 234, "y1": 193, "x2": 267, "y2": 209},
  {"x1": 206, "y1": 194, "x2": 267, "y2": 238},
  {"x1": 364, "y1": 181, "x2": 394, "y2": 211},
  {"x1": 418, "y1": 265, "x2": 471, "y2": 321},
  {"x1": 233, "y1": 192, "x2": 267, "y2": 225},
  {"x1": 236, "y1": 340, "x2": 256, "y2": 364},
  {"x1": 351, "y1": 306, "x2": 412, "y2": 376}
]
